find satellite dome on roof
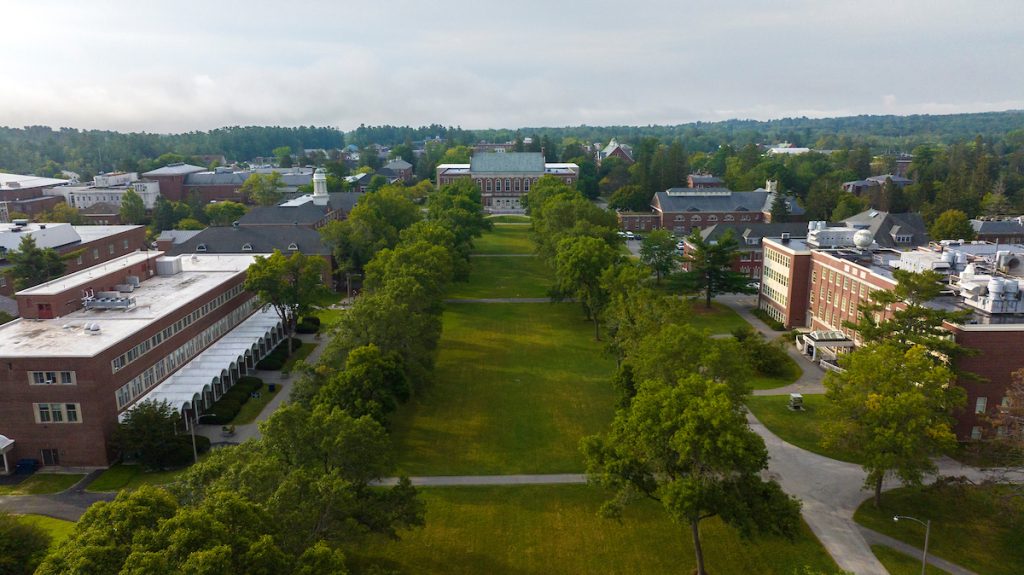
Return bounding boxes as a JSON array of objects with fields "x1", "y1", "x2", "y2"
[{"x1": 854, "y1": 229, "x2": 874, "y2": 249}]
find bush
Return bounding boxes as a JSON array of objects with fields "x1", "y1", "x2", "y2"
[
  {"x1": 302, "y1": 316, "x2": 321, "y2": 328},
  {"x1": 236, "y1": 376, "x2": 263, "y2": 393},
  {"x1": 747, "y1": 339, "x2": 792, "y2": 377},
  {"x1": 0, "y1": 512, "x2": 52, "y2": 575},
  {"x1": 256, "y1": 357, "x2": 283, "y2": 370},
  {"x1": 296, "y1": 321, "x2": 318, "y2": 334},
  {"x1": 752, "y1": 307, "x2": 786, "y2": 331},
  {"x1": 223, "y1": 388, "x2": 250, "y2": 403}
]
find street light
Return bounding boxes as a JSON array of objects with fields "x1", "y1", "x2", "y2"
[{"x1": 893, "y1": 514, "x2": 931, "y2": 575}]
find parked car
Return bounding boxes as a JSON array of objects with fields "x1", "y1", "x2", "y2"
[{"x1": 624, "y1": 231, "x2": 636, "y2": 240}]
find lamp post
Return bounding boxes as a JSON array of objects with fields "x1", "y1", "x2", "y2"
[{"x1": 893, "y1": 514, "x2": 931, "y2": 575}]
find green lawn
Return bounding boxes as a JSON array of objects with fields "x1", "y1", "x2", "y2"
[
  {"x1": 86, "y1": 460, "x2": 206, "y2": 492},
  {"x1": 0, "y1": 474, "x2": 83, "y2": 495},
  {"x1": 472, "y1": 224, "x2": 535, "y2": 254},
  {"x1": 745, "y1": 394, "x2": 863, "y2": 464},
  {"x1": 316, "y1": 307, "x2": 345, "y2": 328},
  {"x1": 352, "y1": 485, "x2": 840, "y2": 575},
  {"x1": 689, "y1": 301, "x2": 751, "y2": 334},
  {"x1": 448, "y1": 256, "x2": 553, "y2": 299},
  {"x1": 232, "y1": 382, "x2": 281, "y2": 424},
  {"x1": 855, "y1": 484, "x2": 1024, "y2": 575},
  {"x1": 871, "y1": 545, "x2": 950, "y2": 575},
  {"x1": 390, "y1": 303, "x2": 617, "y2": 475},
  {"x1": 17, "y1": 514, "x2": 76, "y2": 548},
  {"x1": 282, "y1": 342, "x2": 317, "y2": 371},
  {"x1": 486, "y1": 215, "x2": 531, "y2": 224}
]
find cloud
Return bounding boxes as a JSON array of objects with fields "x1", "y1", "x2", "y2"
[{"x1": 1, "y1": 1, "x2": 1022, "y2": 132}]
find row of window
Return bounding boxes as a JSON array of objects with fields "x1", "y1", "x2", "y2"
[
  {"x1": 29, "y1": 371, "x2": 76, "y2": 385},
  {"x1": 73, "y1": 240, "x2": 131, "y2": 266},
  {"x1": 115, "y1": 297, "x2": 259, "y2": 410},
  {"x1": 762, "y1": 283, "x2": 787, "y2": 307},
  {"x1": 763, "y1": 265, "x2": 788, "y2": 287},
  {"x1": 764, "y1": 248, "x2": 790, "y2": 267},
  {"x1": 672, "y1": 214, "x2": 752, "y2": 223},
  {"x1": 34, "y1": 403, "x2": 81, "y2": 424},
  {"x1": 759, "y1": 301, "x2": 785, "y2": 324},
  {"x1": 112, "y1": 283, "x2": 246, "y2": 373},
  {"x1": 478, "y1": 177, "x2": 536, "y2": 194}
]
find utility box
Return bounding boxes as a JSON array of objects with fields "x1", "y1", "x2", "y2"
[{"x1": 788, "y1": 393, "x2": 805, "y2": 411}]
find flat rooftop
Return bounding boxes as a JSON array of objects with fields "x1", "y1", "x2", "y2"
[{"x1": 0, "y1": 253, "x2": 267, "y2": 358}]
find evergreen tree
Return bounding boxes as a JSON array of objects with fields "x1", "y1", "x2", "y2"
[{"x1": 8, "y1": 235, "x2": 65, "y2": 290}]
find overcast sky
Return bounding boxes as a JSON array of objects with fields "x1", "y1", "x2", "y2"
[{"x1": 3, "y1": 1, "x2": 1022, "y2": 133}]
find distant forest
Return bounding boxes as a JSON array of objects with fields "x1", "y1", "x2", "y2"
[{"x1": 3, "y1": 111, "x2": 1024, "y2": 183}]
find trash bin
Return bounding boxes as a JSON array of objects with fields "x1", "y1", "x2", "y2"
[{"x1": 268, "y1": 383, "x2": 276, "y2": 392}]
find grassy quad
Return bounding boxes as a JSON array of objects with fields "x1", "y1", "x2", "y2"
[
  {"x1": 352, "y1": 485, "x2": 841, "y2": 575},
  {"x1": 389, "y1": 303, "x2": 617, "y2": 475},
  {"x1": 855, "y1": 484, "x2": 1024, "y2": 575},
  {"x1": 472, "y1": 224, "x2": 535, "y2": 254},
  {"x1": 449, "y1": 257, "x2": 553, "y2": 299},
  {"x1": 0, "y1": 474, "x2": 84, "y2": 495}
]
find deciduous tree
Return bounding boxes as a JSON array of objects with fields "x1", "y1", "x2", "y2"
[
  {"x1": 554, "y1": 235, "x2": 620, "y2": 339},
  {"x1": 119, "y1": 189, "x2": 147, "y2": 224},
  {"x1": 929, "y1": 209, "x2": 976, "y2": 241},
  {"x1": 204, "y1": 201, "x2": 247, "y2": 226},
  {"x1": 241, "y1": 172, "x2": 285, "y2": 207},
  {"x1": 583, "y1": 376, "x2": 801, "y2": 575},
  {"x1": 0, "y1": 512, "x2": 51, "y2": 575},
  {"x1": 244, "y1": 250, "x2": 328, "y2": 352},
  {"x1": 113, "y1": 399, "x2": 196, "y2": 471},
  {"x1": 639, "y1": 229, "x2": 677, "y2": 283},
  {"x1": 822, "y1": 343, "x2": 964, "y2": 507}
]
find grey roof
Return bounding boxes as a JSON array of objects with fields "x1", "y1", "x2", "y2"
[
  {"x1": 699, "y1": 222, "x2": 816, "y2": 244},
  {"x1": 78, "y1": 202, "x2": 120, "y2": 215},
  {"x1": 470, "y1": 152, "x2": 545, "y2": 173},
  {"x1": 240, "y1": 202, "x2": 333, "y2": 225},
  {"x1": 971, "y1": 219, "x2": 1024, "y2": 234},
  {"x1": 184, "y1": 171, "x2": 249, "y2": 186},
  {"x1": 842, "y1": 210, "x2": 929, "y2": 248},
  {"x1": 142, "y1": 163, "x2": 206, "y2": 177},
  {"x1": 166, "y1": 225, "x2": 330, "y2": 256},
  {"x1": 384, "y1": 159, "x2": 412, "y2": 171},
  {"x1": 866, "y1": 174, "x2": 913, "y2": 186},
  {"x1": 655, "y1": 189, "x2": 805, "y2": 216},
  {"x1": 157, "y1": 229, "x2": 204, "y2": 244},
  {"x1": 0, "y1": 295, "x2": 18, "y2": 317},
  {"x1": 688, "y1": 175, "x2": 724, "y2": 185}
]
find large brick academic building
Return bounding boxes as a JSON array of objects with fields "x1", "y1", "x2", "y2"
[
  {"x1": 435, "y1": 152, "x2": 578, "y2": 212},
  {"x1": 0, "y1": 252, "x2": 285, "y2": 471}
]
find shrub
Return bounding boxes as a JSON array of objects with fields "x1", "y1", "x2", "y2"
[
  {"x1": 194, "y1": 434, "x2": 212, "y2": 454},
  {"x1": 752, "y1": 307, "x2": 786, "y2": 331},
  {"x1": 236, "y1": 376, "x2": 263, "y2": 393},
  {"x1": 302, "y1": 316, "x2": 321, "y2": 328},
  {"x1": 257, "y1": 357, "x2": 283, "y2": 370},
  {"x1": 296, "y1": 321, "x2": 318, "y2": 334}
]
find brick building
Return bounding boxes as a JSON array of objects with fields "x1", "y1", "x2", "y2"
[
  {"x1": 972, "y1": 218, "x2": 1024, "y2": 244},
  {"x1": 760, "y1": 223, "x2": 1024, "y2": 440},
  {"x1": 648, "y1": 180, "x2": 804, "y2": 236},
  {"x1": 435, "y1": 152, "x2": 578, "y2": 212},
  {"x1": 0, "y1": 222, "x2": 147, "y2": 298},
  {"x1": 681, "y1": 222, "x2": 813, "y2": 281},
  {"x1": 0, "y1": 252, "x2": 284, "y2": 470}
]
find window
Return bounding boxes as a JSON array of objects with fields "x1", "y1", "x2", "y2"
[
  {"x1": 740, "y1": 253, "x2": 751, "y2": 262},
  {"x1": 108, "y1": 243, "x2": 115, "y2": 255},
  {"x1": 505, "y1": 178, "x2": 511, "y2": 192},
  {"x1": 92, "y1": 248, "x2": 99, "y2": 260},
  {"x1": 524, "y1": 179, "x2": 531, "y2": 191},
  {"x1": 287, "y1": 243, "x2": 299, "y2": 251},
  {"x1": 690, "y1": 215, "x2": 701, "y2": 222},
  {"x1": 485, "y1": 179, "x2": 492, "y2": 192},
  {"x1": 123, "y1": 239, "x2": 129, "y2": 250},
  {"x1": 0, "y1": 276, "x2": 5, "y2": 288},
  {"x1": 707, "y1": 215, "x2": 718, "y2": 222},
  {"x1": 724, "y1": 215, "x2": 734, "y2": 221},
  {"x1": 242, "y1": 243, "x2": 253, "y2": 251},
  {"x1": 971, "y1": 426, "x2": 983, "y2": 440},
  {"x1": 29, "y1": 371, "x2": 75, "y2": 385},
  {"x1": 976, "y1": 396, "x2": 988, "y2": 414},
  {"x1": 34, "y1": 403, "x2": 81, "y2": 424},
  {"x1": 196, "y1": 244, "x2": 207, "y2": 252},
  {"x1": 76, "y1": 255, "x2": 83, "y2": 265}
]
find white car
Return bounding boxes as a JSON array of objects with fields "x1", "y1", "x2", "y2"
[{"x1": 624, "y1": 231, "x2": 636, "y2": 240}]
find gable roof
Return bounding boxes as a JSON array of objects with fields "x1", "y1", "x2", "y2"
[
  {"x1": 384, "y1": 159, "x2": 412, "y2": 171},
  {"x1": 698, "y1": 222, "x2": 816, "y2": 244},
  {"x1": 842, "y1": 210, "x2": 929, "y2": 248},
  {"x1": 972, "y1": 219, "x2": 1024, "y2": 234},
  {"x1": 165, "y1": 225, "x2": 330, "y2": 257},
  {"x1": 470, "y1": 152, "x2": 545, "y2": 173},
  {"x1": 654, "y1": 189, "x2": 805, "y2": 216},
  {"x1": 142, "y1": 163, "x2": 206, "y2": 177}
]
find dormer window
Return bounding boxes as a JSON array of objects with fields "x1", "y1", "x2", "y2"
[
  {"x1": 287, "y1": 243, "x2": 298, "y2": 251},
  {"x1": 242, "y1": 243, "x2": 253, "y2": 252},
  {"x1": 196, "y1": 244, "x2": 207, "y2": 252}
]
